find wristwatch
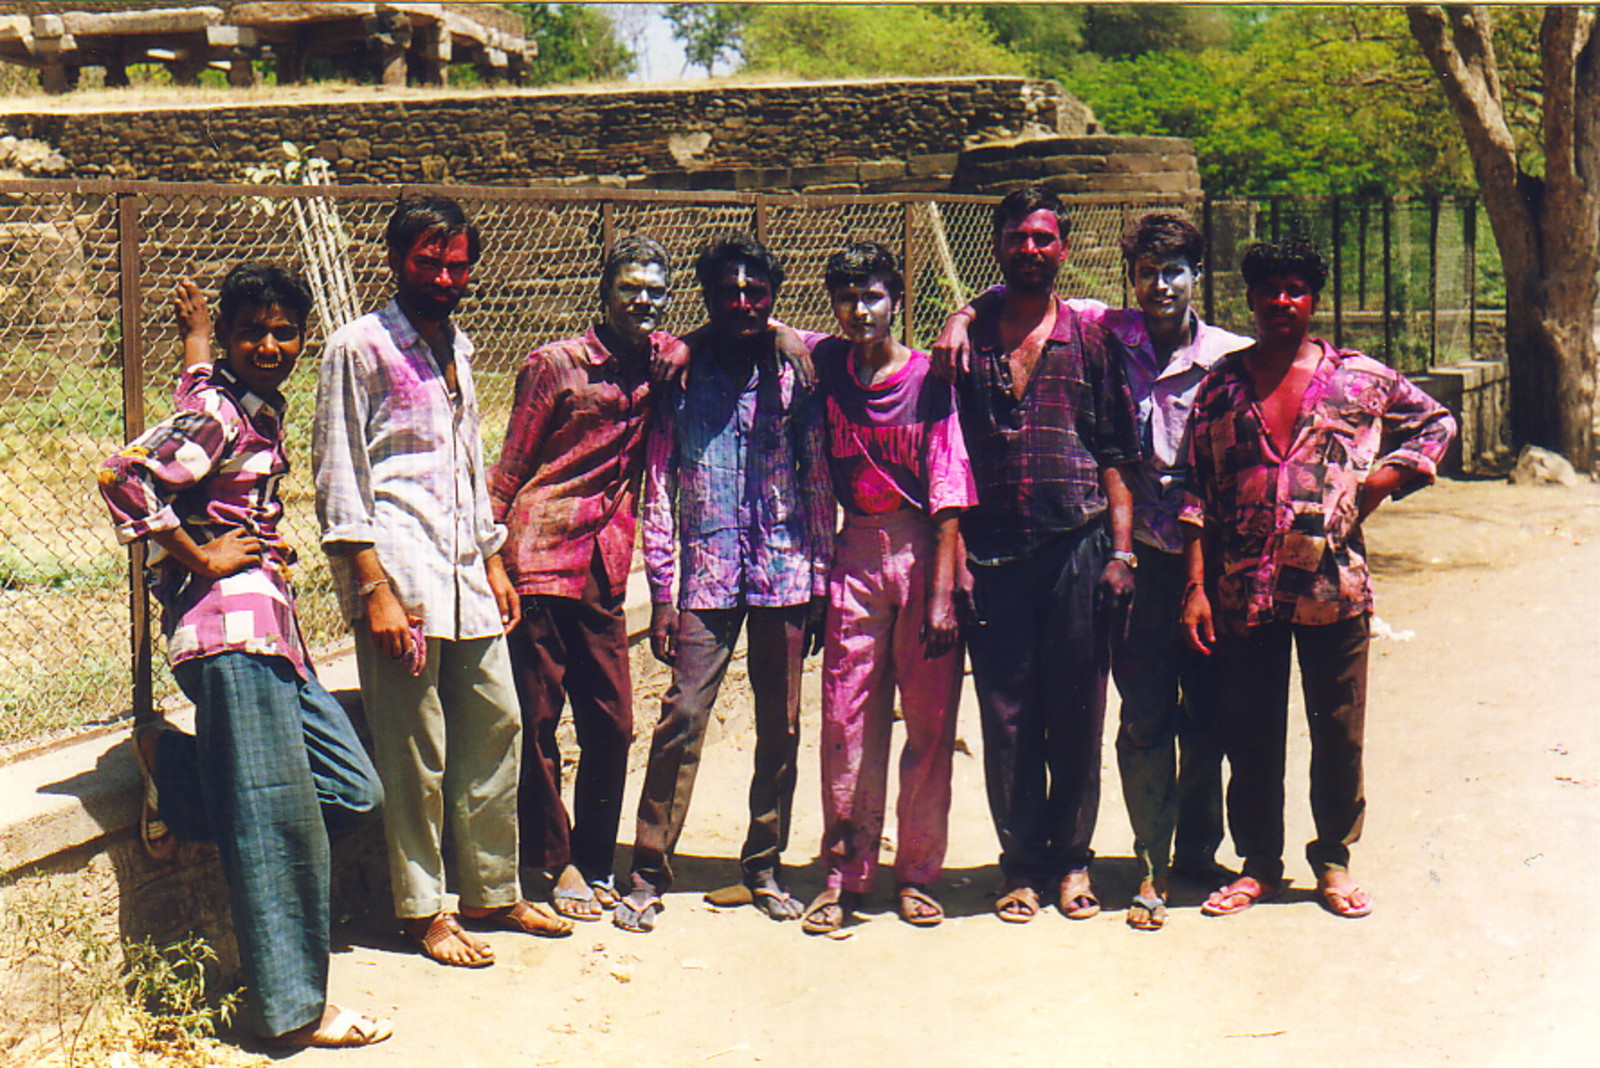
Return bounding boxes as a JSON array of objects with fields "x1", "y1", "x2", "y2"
[{"x1": 1110, "y1": 550, "x2": 1138, "y2": 570}]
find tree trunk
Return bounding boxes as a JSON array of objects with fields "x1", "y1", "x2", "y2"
[{"x1": 1408, "y1": 5, "x2": 1599, "y2": 470}]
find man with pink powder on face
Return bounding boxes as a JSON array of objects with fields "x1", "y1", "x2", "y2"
[
  {"x1": 797, "y1": 241, "x2": 975, "y2": 935},
  {"x1": 314, "y1": 195, "x2": 571, "y2": 970}
]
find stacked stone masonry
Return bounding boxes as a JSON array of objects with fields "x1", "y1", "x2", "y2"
[{"x1": 0, "y1": 76, "x2": 1201, "y2": 199}]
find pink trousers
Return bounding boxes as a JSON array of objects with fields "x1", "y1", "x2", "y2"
[{"x1": 820, "y1": 509, "x2": 963, "y2": 893}]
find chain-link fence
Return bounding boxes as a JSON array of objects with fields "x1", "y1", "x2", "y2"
[
  {"x1": 1204, "y1": 195, "x2": 1503, "y2": 373},
  {"x1": 0, "y1": 179, "x2": 1500, "y2": 748}
]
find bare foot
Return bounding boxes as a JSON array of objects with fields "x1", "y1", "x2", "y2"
[{"x1": 1201, "y1": 875, "x2": 1280, "y2": 916}]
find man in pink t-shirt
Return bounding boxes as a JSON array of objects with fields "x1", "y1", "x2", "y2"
[{"x1": 799, "y1": 242, "x2": 977, "y2": 934}]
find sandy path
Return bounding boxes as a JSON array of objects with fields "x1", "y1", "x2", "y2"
[{"x1": 300, "y1": 477, "x2": 1600, "y2": 1067}]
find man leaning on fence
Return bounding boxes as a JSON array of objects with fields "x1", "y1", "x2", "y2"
[
  {"x1": 312, "y1": 194, "x2": 572, "y2": 969},
  {"x1": 100, "y1": 263, "x2": 389, "y2": 1049}
]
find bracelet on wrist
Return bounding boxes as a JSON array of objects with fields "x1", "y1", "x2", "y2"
[{"x1": 357, "y1": 578, "x2": 390, "y2": 598}]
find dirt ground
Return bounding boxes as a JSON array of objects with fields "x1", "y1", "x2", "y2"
[{"x1": 290, "y1": 476, "x2": 1599, "y2": 1068}]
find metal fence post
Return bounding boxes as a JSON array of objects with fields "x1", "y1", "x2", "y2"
[
  {"x1": 1464, "y1": 198, "x2": 1478, "y2": 358},
  {"x1": 902, "y1": 202, "x2": 916, "y2": 348},
  {"x1": 1202, "y1": 196, "x2": 1214, "y2": 325},
  {"x1": 600, "y1": 199, "x2": 615, "y2": 253},
  {"x1": 1382, "y1": 196, "x2": 1394, "y2": 364},
  {"x1": 754, "y1": 197, "x2": 769, "y2": 248},
  {"x1": 117, "y1": 190, "x2": 153, "y2": 726},
  {"x1": 1331, "y1": 195, "x2": 1344, "y2": 349},
  {"x1": 1428, "y1": 194, "x2": 1440, "y2": 367}
]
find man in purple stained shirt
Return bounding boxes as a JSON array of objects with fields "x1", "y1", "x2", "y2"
[
  {"x1": 938, "y1": 186, "x2": 1141, "y2": 926},
  {"x1": 490, "y1": 234, "x2": 687, "y2": 921},
  {"x1": 937, "y1": 212, "x2": 1251, "y2": 930},
  {"x1": 613, "y1": 232, "x2": 834, "y2": 933},
  {"x1": 1181, "y1": 236, "x2": 1455, "y2": 921},
  {"x1": 100, "y1": 264, "x2": 388, "y2": 1049}
]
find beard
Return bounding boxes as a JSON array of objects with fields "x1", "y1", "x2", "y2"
[
  {"x1": 401, "y1": 288, "x2": 462, "y2": 323},
  {"x1": 1000, "y1": 259, "x2": 1059, "y2": 296}
]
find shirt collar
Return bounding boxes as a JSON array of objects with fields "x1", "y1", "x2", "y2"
[
  {"x1": 380, "y1": 299, "x2": 473, "y2": 366},
  {"x1": 211, "y1": 360, "x2": 284, "y2": 419}
]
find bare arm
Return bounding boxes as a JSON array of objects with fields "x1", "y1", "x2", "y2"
[
  {"x1": 921, "y1": 510, "x2": 963, "y2": 657},
  {"x1": 1180, "y1": 523, "x2": 1214, "y2": 655},
  {"x1": 173, "y1": 279, "x2": 212, "y2": 370}
]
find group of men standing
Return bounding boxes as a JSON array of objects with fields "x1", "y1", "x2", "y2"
[{"x1": 102, "y1": 185, "x2": 1453, "y2": 1048}]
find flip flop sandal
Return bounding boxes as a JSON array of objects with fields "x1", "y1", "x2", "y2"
[
  {"x1": 897, "y1": 884, "x2": 944, "y2": 927},
  {"x1": 612, "y1": 892, "x2": 663, "y2": 933},
  {"x1": 462, "y1": 900, "x2": 573, "y2": 938},
  {"x1": 590, "y1": 876, "x2": 621, "y2": 910},
  {"x1": 1201, "y1": 877, "x2": 1280, "y2": 916},
  {"x1": 131, "y1": 721, "x2": 178, "y2": 862},
  {"x1": 749, "y1": 885, "x2": 803, "y2": 921},
  {"x1": 1059, "y1": 877, "x2": 1101, "y2": 920},
  {"x1": 550, "y1": 882, "x2": 604, "y2": 922},
  {"x1": 405, "y1": 913, "x2": 494, "y2": 968},
  {"x1": 267, "y1": 1006, "x2": 394, "y2": 1049},
  {"x1": 800, "y1": 888, "x2": 858, "y2": 936},
  {"x1": 1318, "y1": 884, "x2": 1374, "y2": 919},
  {"x1": 1126, "y1": 892, "x2": 1168, "y2": 931},
  {"x1": 994, "y1": 883, "x2": 1040, "y2": 923}
]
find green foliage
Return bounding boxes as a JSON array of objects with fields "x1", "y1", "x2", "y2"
[
  {"x1": 664, "y1": 3, "x2": 755, "y2": 76},
  {"x1": 1062, "y1": 5, "x2": 1479, "y2": 196},
  {"x1": 741, "y1": 4, "x2": 1026, "y2": 78},
  {"x1": 1077, "y1": 3, "x2": 1234, "y2": 59},
  {"x1": 124, "y1": 936, "x2": 241, "y2": 1043},
  {"x1": 509, "y1": 3, "x2": 637, "y2": 85}
]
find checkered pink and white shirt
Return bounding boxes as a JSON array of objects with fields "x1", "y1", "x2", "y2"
[{"x1": 99, "y1": 362, "x2": 310, "y2": 677}]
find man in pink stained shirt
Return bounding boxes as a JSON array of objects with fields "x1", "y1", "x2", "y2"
[
  {"x1": 490, "y1": 234, "x2": 686, "y2": 921},
  {"x1": 797, "y1": 241, "x2": 976, "y2": 935}
]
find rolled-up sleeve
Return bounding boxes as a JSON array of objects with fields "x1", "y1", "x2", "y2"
[
  {"x1": 795, "y1": 389, "x2": 836, "y2": 597},
  {"x1": 312, "y1": 336, "x2": 377, "y2": 547},
  {"x1": 1378, "y1": 373, "x2": 1457, "y2": 499}
]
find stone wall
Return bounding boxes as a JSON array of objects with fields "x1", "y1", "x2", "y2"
[{"x1": 0, "y1": 76, "x2": 1083, "y2": 188}]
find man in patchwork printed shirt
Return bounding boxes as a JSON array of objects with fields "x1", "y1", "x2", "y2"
[
  {"x1": 1181, "y1": 235, "x2": 1455, "y2": 921},
  {"x1": 614, "y1": 232, "x2": 834, "y2": 933},
  {"x1": 100, "y1": 265, "x2": 387, "y2": 1048}
]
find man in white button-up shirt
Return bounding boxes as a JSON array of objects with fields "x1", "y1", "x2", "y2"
[{"x1": 314, "y1": 195, "x2": 571, "y2": 968}]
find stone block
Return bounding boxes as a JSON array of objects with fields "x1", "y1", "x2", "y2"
[
  {"x1": 857, "y1": 159, "x2": 905, "y2": 182},
  {"x1": 791, "y1": 163, "x2": 858, "y2": 187},
  {"x1": 801, "y1": 182, "x2": 862, "y2": 195},
  {"x1": 908, "y1": 153, "x2": 959, "y2": 178},
  {"x1": 1037, "y1": 154, "x2": 1109, "y2": 174}
]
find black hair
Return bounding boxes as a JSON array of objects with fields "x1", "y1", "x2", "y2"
[
  {"x1": 1120, "y1": 212, "x2": 1205, "y2": 273},
  {"x1": 384, "y1": 194, "x2": 481, "y2": 263},
  {"x1": 693, "y1": 231, "x2": 785, "y2": 297},
  {"x1": 600, "y1": 233, "x2": 671, "y2": 299},
  {"x1": 991, "y1": 185, "x2": 1073, "y2": 240},
  {"x1": 1240, "y1": 234, "x2": 1329, "y2": 295},
  {"x1": 823, "y1": 241, "x2": 904, "y2": 303},
  {"x1": 215, "y1": 261, "x2": 313, "y2": 333}
]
